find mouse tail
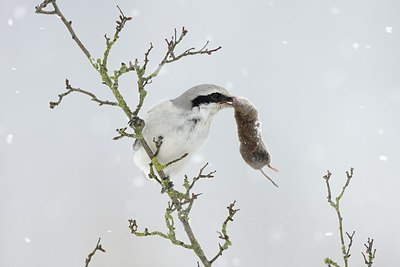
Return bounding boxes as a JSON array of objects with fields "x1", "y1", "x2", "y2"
[{"x1": 260, "y1": 169, "x2": 279, "y2": 188}]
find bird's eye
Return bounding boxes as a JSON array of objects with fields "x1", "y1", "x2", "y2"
[{"x1": 210, "y1": 92, "x2": 223, "y2": 101}]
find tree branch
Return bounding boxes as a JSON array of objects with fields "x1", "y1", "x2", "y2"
[
  {"x1": 210, "y1": 201, "x2": 239, "y2": 264},
  {"x1": 112, "y1": 127, "x2": 139, "y2": 140},
  {"x1": 132, "y1": 27, "x2": 221, "y2": 117},
  {"x1": 323, "y1": 168, "x2": 355, "y2": 267},
  {"x1": 35, "y1": 0, "x2": 93, "y2": 63},
  {"x1": 36, "y1": 0, "x2": 134, "y2": 118},
  {"x1": 362, "y1": 238, "x2": 376, "y2": 267},
  {"x1": 164, "y1": 153, "x2": 189, "y2": 168},
  {"x1": 37, "y1": 2, "x2": 230, "y2": 266},
  {"x1": 50, "y1": 79, "x2": 118, "y2": 109},
  {"x1": 184, "y1": 162, "x2": 216, "y2": 193},
  {"x1": 84, "y1": 238, "x2": 105, "y2": 267}
]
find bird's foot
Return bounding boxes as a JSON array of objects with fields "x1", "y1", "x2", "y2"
[
  {"x1": 128, "y1": 116, "x2": 145, "y2": 131},
  {"x1": 161, "y1": 180, "x2": 174, "y2": 194}
]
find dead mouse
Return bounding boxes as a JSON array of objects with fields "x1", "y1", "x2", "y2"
[{"x1": 233, "y1": 96, "x2": 279, "y2": 187}]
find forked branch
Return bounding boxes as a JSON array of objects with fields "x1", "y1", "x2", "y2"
[
  {"x1": 36, "y1": 1, "x2": 232, "y2": 266},
  {"x1": 84, "y1": 238, "x2": 105, "y2": 267},
  {"x1": 323, "y1": 168, "x2": 355, "y2": 267},
  {"x1": 35, "y1": 0, "x2": 92, "y2": 62},
  {"x1": 210, "y1": 201, "x2": 239, "y2": 264},
  {"x1": 50, "y1": 79, "x2": 118, "y2": 109},
  {"x1": 362, "y1": 238, "x2": 376, "y2": 267}
]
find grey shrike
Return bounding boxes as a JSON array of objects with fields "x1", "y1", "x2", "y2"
[{"x1": 133, "y1": 84, "x2": 234, "y2": 178}]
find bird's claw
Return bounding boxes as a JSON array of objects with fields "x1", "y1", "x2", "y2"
[
  {"x1": 129, "y1": 116, "x2": 145, "y2": 130},
  {"x1": 161, "y1": 180, "x2": 174, "y2": 194}
]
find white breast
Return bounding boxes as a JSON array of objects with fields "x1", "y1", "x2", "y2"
[{"x1": 133, "y1": 101, "x2": 214, "y2": 177}]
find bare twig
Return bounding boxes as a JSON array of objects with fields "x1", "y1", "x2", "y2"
[
  {"x1": 50, "y1": 79, "x2": 118, "y2": 109},
  {"x1": 185, "y1": 163, "x2": 216, "y2": 192},
  {"x1": 345, "y1": 231, "x2": 355, "y2": 260},
  {"x1": 112, "y1": 127, "x2": 138, "y2": 140},
  {"x1": 35, "y1": 0, "x2": 92, "y2": 62},
  {"x1": 101, "y1": 6, "x2": 132, "y2": 75},
  {"x1": 128, "y1": 212, "x2": 193, "y2": 250},
  {"x1": 147, "y1": 163, "x2": 162, "y2": 185},
  {"x1": 210, "y1": 201, "x2": 239, "y2": 264},
  {"x1": 97, "y1": 6, "x2": 134, "y2": 118},
  {"x1": 362, "y1": 238, "x2": 376, "y2": 267},
  {"x1": 128, "y1": 219, "x2": 168, "y2": 239},
  {"x1": 37, "y1": 2, "x2": 230, "y2": 266},
  {"x1": 132, "y1": 27, "x2": 221, "y2": 117},
  {"x1": 37, "y1": 1, "x2": 133, "y2": 117},
  {"x1": 127, "y1": 135, "x2": 236, "y2": 267},
  {"x1": 84, "y1": 238, "x2": 105, "y2": 267},
  {"x1": 164, "y1": 153, "x2": 189, "y2": 168},
  {"x1": 146, "y1": 27, "x2": 221, "y2": 82},
  {"x1": 323, "y1": 168, "x2": 355, "y2": 267}
]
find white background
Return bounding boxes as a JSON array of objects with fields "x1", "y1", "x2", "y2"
[{"x1": 1, "y1": 0, "x2": 399, "y2": 266}]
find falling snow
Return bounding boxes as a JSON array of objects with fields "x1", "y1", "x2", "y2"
[
  {"x1": 11, "y1": 67, "x2": 16, "y2": 71},
  {"x1": 24, "y1": 237, "x2": 31, "y2": 243},
  {"x1": 330, "y1": 6, "x2": 340, "y2": 15},
  {"x1": 325, "y1": 232, "x2": 334, "y2": 236},
  {"x1": 378, "y1": 129, "x2": 385, "y2": 135},
  {"x1": 282, "y1": 40, "x2": 288, "y2": 45},
  {"x1": 14, "y1": 5, "x2": 27, "y2": 19},
  {"x1": 7, "y1": 18, "x2": 13, "y2": 26},
  {"x1": 6, "y1": 134, "x2": 13, "y2": 144},
  {"x1": 131, "y1": 9, "x2": 140, "y2": 17},
  {"x1": 385, "y1": 26, "x2": 393, "y2": 34},
  {"x1": 313, "y1": 232, "x2": 324, "y2": 242},
  {"x1": 113, "y1": 154, "x2": 122, "y2": 163},
  {"x1": 379, "y1": 155, "x2": 389, "y2": 161},
  {"x1": 232, "y1": 258, "x2": 241, "y2": 266},
  {"x1": 191, "y1": 154, "x2": 204, "y2": 163},
  {"x1": 352, "y1": 42, "x2": 360, "y2": 50},
  {"x1": 205, "y1": 34, "x2": 213, "y2": 41},
  {"x1": 132, "y1": 176, "x2": 145, "y2": 187},
  {"x1": 225, "y1": 82, "x2": 234, "y2": 90},
  {"x1": 216, "y1": 257, "x2": 228, "y2": 267},
  {"x1": 240, "y1": 68, "x2": 249, "y2": 77}
]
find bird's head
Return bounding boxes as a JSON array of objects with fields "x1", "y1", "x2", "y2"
[{"x1": 171, "y1": 84, "x2": 234, "y2": 116}]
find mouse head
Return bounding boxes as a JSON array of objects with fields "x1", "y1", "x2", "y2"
[{"x1": 233, "y1": 97, "x2": 258, "y2": 120}]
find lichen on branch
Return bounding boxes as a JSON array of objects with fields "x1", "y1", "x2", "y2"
[
  {"x1": 323, "y1": 168, "x2": 355, "y2": 267},
  {"x1": 323, "y1": 169, "x2": 377, "y2": 267},
  {"x1": 129, "y1": 162, "x2": 239, "y2": 267},
  {"x1": 36, "y1": 1, "x2": 235, "y2": 266}
]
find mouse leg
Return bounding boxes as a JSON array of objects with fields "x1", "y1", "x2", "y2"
[{"x1": 267, "y1": 164, "x2": 280, "y2": 172}]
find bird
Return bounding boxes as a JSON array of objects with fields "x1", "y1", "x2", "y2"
[{"x1": 133, "y1": 84, "x2": 233, "y2": 178}]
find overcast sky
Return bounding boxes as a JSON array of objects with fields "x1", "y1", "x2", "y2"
[{"x1": 1, "y1": 0, "x2": 400, "y2": 266}]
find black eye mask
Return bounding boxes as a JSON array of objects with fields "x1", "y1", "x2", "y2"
[{"x1": 191, "y1": 92, "x2": 233, "y2": 108}]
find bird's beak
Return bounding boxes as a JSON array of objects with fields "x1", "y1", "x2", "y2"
[{"x1": 221, "y1": 96, "x2": 234, "y2": 107}]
